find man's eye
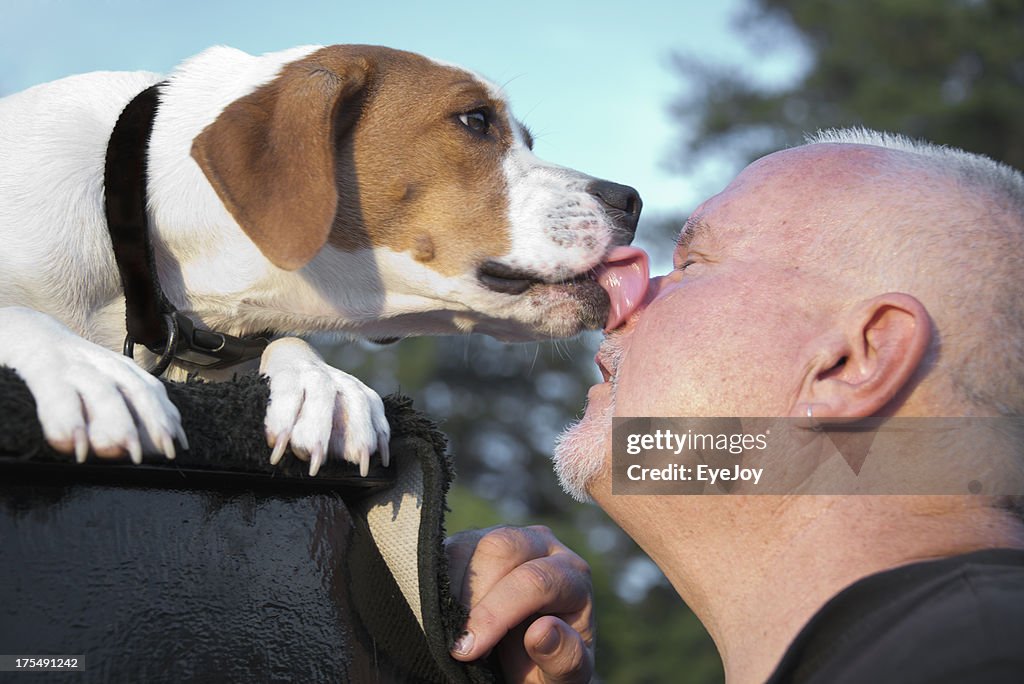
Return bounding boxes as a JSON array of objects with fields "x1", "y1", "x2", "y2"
[
  {"x1": 673, "y1": 241, "x2": 694, "y2": 272},
  {"x1": 458, "y1": 110, "x2": 490, "y2": 135}
]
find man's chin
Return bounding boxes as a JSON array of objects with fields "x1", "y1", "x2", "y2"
[{"x1": 552, "y1": 382, "x2": 614, "y2": 503}]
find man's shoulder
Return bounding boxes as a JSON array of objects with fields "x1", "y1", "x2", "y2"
[{"x1": 767, "y1": 548, "x2": 1024, "y2": 684}]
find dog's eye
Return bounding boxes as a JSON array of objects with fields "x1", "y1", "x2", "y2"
[{"x1": 458, "y1": 109, "x2": 490, "y2": 135}]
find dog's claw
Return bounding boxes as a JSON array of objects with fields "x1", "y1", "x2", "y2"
[
  {"x1": 127, "y1": 437, "x2": 143, "y2": 465},
  {"x1": 309, "y1": 444, "x2": 325, "y2": 477},
  {"x1": 73, "y1": 427, "x2": 88, "y2": 464},
  {"x1": 160, "y1": 433, "x2": 176, "y2": 461},
  {"x1": 269, "y1": 429, "x2": 291, "y2": 466},
  {"x1": 360, "y1": 451, "x2": 369, "y2": 478}
]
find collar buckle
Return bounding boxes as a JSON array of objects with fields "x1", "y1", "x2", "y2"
[{"x1": 123, "y1": 312, "x2": 270, "y2": 376}]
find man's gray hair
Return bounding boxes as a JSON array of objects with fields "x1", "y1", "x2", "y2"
[
  {"x1": 806, "y1": 127, "x2": 1024, "y2": 418},
  {"x1": 806, "y1": 128, "x2": 1024, "y2": 218}
]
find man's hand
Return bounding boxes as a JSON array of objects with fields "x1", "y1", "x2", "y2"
[{"x1": 445, "y1": 525, "x2": 594, "y2": 683}]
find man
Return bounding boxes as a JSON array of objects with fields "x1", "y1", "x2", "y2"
[{"x1": 447, "y1": 129, "x2": 1024, "y2": 683}]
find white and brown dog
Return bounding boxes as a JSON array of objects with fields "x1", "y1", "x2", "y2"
[{"x1": 0, "y1": 44, "x2": 649, "y2": 476}]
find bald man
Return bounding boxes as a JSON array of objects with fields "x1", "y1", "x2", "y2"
[{"x1": 447, "y1": 129, "x2": 1024, "y2": 683}]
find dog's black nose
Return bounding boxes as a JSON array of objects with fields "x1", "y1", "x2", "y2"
[{"x1": 587, "y1": 180, "x2": 642, "y2": 237}]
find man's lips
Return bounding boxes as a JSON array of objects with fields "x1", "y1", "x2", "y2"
[{"x1": 593, "y1": 246, "x2": 650, "y2": 330}]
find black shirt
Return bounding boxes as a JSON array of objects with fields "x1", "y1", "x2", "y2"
[{"x1": 765, "y1": 548, "x2": 1024, "y2": 683}]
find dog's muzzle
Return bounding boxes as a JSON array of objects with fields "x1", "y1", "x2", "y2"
[{"x1": 476, "y1": 179, "x2": 643, "y2": 296}]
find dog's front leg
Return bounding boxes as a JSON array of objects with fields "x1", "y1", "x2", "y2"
[
  {"x1": 259, "y1": 338, "x2": 390, "y2": 477},
  {"x1": 0, "y1": 306, "x2": 187, "y2": 463}
]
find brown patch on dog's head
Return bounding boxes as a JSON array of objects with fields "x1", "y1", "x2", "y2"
[
  {"x1": 192, "y1": 45, "x2": 512, "y2": 273},
  {"x1": 325, "y1": 47, "x2": 513, "y2": 276}
]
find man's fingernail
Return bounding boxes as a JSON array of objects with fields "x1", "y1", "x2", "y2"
[
  {"x1": 535, "y1": 627, "x2": 561, "y2": 656},
  {"x1": 452, "y1": 630, "x2": 474, "y2": 656}
]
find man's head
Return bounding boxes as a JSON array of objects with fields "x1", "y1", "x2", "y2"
[{"x1": 554, "y1": 128, "x2": 1024, "y2": 504}]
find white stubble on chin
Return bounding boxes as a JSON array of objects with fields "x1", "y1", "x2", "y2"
[
  {"x1": 552, "y1": 332, "x2": 627, "y2": 502},
  {"x1": 552, "y1": 388, "x2": 614, "y2": 503}
]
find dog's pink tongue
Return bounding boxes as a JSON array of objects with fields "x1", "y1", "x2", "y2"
[{"x1": 594, "y1": 246, "x2": 650, "y2": 331}]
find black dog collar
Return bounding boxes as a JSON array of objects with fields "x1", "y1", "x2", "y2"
[{"x1": 103, "y1": 83, "x2": 269, "y2": 376}]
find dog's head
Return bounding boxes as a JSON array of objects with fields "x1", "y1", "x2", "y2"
[{"x1": 192, "y1": 45, "x2": 644, "y2": 341}]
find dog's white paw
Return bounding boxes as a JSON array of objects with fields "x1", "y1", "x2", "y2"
[
  {"x1": 259, "y1": 337, "x2": 390, "y2": 477},
  {"x1": 0, "y1": 307, "x2": 187, "y2": 463}
]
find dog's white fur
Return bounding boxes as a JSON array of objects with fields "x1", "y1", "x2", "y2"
[{"x1": 0, "y1": 44, "x2": 636, "y2": 475}]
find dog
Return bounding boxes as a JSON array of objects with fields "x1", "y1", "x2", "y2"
[{"x1": 0, "y1": 44, "x2": 648, "y2": 476}]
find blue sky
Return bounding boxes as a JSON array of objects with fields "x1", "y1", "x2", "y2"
[{"x1": 1, "y1": 0, "x2": 803, "y2": 223}]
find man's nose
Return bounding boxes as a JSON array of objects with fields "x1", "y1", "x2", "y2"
[{"x1": 586, "y1": 180, "x2": 643, "y2": 237}]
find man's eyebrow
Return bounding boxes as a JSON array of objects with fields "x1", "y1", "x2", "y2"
[{"x1": 676, "y1": 213, "x2": 713, "y2": 250}]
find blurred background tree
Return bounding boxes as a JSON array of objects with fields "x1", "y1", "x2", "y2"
[
  {"x1": 321, "y1": 1, "x2": 1024, "y2": 680},
  {"x1": 669, "y1": 0, "x2": 1024, "y2": 179}
]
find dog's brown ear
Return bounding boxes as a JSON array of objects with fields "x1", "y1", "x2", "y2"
[{"x1": 192, "y1": 50, "x2": 371, "y2": 271}]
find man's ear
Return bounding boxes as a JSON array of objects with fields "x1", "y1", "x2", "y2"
[
  {"x1": 793, "y1": 293, "x2": 932, "y2": 419},
  {"x1": 192, "y1": 50, "x2": 371, "y2": 271}
]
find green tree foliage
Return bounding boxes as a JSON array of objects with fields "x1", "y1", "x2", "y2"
[{"x1": 669, "y1": 0, "x2": 1024, "y2": 171}]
